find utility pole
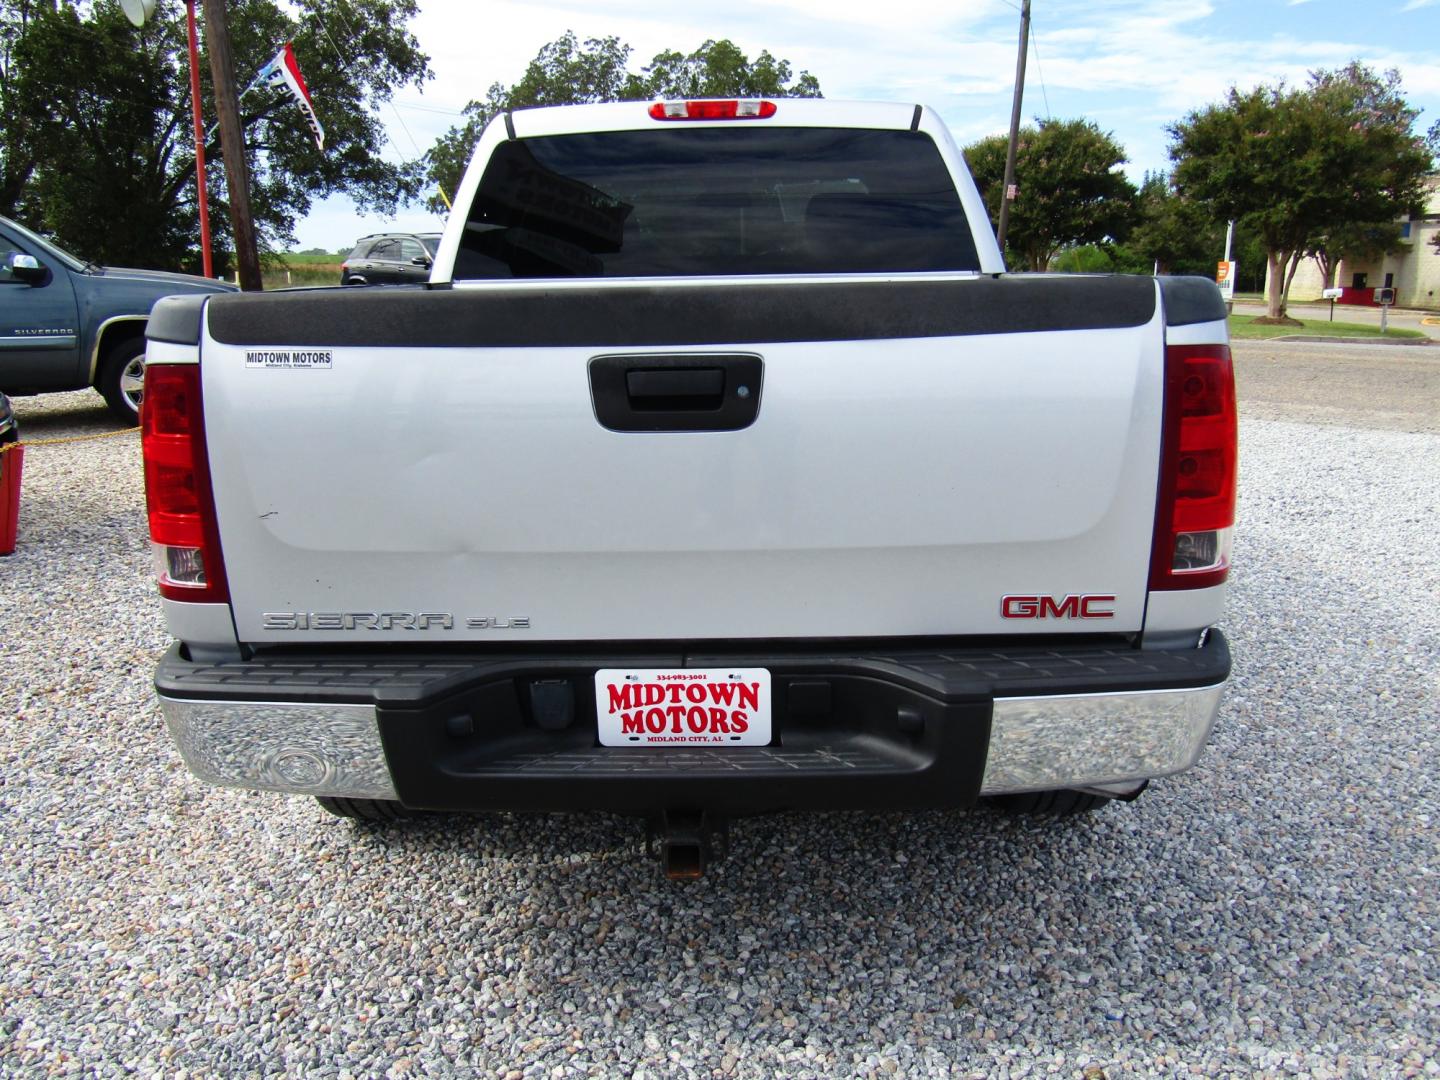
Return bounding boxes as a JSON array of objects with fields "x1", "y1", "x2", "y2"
[
  {"x1": 1222, "y1": 219, "x2": 1235, "y2": 314},
  {"x1": 996, "y1": 0, "x2": 1031, "y2": 262},
  {"x1": 202, "y1": 0, "x2": 262, "y2": 291},
  {"x1": 184, "y1": 0, "x2": 213, "y2": 278}
]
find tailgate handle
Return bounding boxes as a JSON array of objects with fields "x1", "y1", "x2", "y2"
[
  {"x1": 626, "y1": 367, "x2": 724, "y2": 407},
  {"x1": 590, "y1": 353, "x2": 763, "y2": 433}
]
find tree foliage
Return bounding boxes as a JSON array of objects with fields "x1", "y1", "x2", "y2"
[
  {"x1": 1124, "y1": 170, "x2": 1225, "y2": 277},
  {"x1": 1169, "y1": 62, "x2": 1431, "y2": 319},
  {"x1": 638, "y1": 38, "x2": 821, "y2": 101},
  {"x1": 1, "y1": 0, "x2": 430, "y2": 272},
  {"x1": 963, "y1": 118, "x2": 1137, "y2": 272},
  {"x1": 425, "y1": 32, "x2": 822, "y2": 212}
]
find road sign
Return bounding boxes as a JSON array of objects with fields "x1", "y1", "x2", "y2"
[
  {"x1": 1216, "y1": 261, "x2": 1236, "y2": 301},
  {"x1": 1321, "y1": 287, "x2": 1344, "y2": 300}
]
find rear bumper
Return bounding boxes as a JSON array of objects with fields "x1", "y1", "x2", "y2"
[{"x1": 156, "y1": 633, "x2": 1230, "y2": 813}]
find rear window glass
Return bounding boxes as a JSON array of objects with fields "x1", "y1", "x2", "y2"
[{"x1": 454, "y1": 128, "x2": 978, "y2": 279}]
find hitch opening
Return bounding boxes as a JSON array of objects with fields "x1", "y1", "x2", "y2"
[{"x1": 647, "y1": 810, "x2": 728, "y2": 879}]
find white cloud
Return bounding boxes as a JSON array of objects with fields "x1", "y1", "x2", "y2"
[{"x1": 293, "y1": 0, "x2": 1440, "y2": 249}]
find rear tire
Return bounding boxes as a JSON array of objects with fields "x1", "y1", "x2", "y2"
[
  {"x1": 315, "y1": 796, "x2": 414, "y2": 822},
  {"x1": 98, "y1": 338, "x2": 146, "y2": 423},
  {"x1": 989, "y1": 789, "x2": 1112, "y2": 815}
]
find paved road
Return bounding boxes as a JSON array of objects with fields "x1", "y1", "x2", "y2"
[
  {"x1": 1, "y1": 351, "x2": 1436, "y2": 1076},
  {"x1": 1233, "y1": 338, "x2": 1440, "y2": 434}
]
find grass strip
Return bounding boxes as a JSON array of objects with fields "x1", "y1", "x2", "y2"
[{"x1": 1229, "y1": 315, "x2": 1425, "y2": 341}]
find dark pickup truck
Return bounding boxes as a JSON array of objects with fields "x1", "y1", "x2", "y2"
[{"x1": 0, "y1": 215, "x2": 234, "y2": 421}]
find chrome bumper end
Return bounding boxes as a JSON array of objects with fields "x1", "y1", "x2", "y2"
[
  {"x1": 978, "y1": 682, "x2": 1227, "y2": 795},
  {"x1": 160, "y1": 696, "x2": 398, "y2": 800}
]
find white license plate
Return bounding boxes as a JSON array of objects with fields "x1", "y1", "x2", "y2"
[{"x1": 594, "y1": 668, "x2": 772, "y2": 747}]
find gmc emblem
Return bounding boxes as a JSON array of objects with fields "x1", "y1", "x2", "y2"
[{"x1": 1001, "y1": 594, "x2": 1116, "y2": 619}]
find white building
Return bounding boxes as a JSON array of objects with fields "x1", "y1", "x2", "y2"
[{"x1": 1276, "y1": 175, "x2": 1440, "y2": 311}]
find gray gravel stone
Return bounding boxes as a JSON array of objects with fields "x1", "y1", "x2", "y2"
[{"x1": 0, "y1": 384, "x2": 1435, "y2": 1077}]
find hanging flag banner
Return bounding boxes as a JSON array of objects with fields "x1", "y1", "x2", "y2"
[{"x1": 253, "y1": 42, "x2": 325, "y2": 151}]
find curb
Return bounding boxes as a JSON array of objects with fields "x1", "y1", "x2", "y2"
[{"x1": 1265, "y1": 335, "x2": 1433, "y2": 347}]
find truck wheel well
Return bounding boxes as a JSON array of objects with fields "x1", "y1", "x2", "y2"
[{"x1": 92, "y1": 319, "x2": 147, "y2": 387}]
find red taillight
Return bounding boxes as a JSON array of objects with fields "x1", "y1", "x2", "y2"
[
  {"x1": 142, "y1": 363, "x2": 229, "y2": 602},
  {"x1": 1149, "y1": 343, "x2": 1237, "y2": 591},
  {"x1": 648, "y1": 99, "x2": 777, "y2": 121}
]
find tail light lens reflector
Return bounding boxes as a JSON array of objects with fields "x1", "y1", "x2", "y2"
[
  {"x1": 1150, "y1": 344, "x2": 1237, "y2": 591},
  {"x1": 142, "y1": 363, "x2": 229, "y2": 602},
  {"x1": 648, "y1": 99, "x2": 777, "y2": 120}
]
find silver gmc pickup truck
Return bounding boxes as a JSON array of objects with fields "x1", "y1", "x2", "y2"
[{"x1": 143, "y1": 98, "x2": 1236, "y2": 876}]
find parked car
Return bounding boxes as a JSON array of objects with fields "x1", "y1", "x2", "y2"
[
  {"x1": 0, "y1": 215, "x2": 236, "y2": 422},
  {"x1": 338, "y1": 232, "x2": 440, "y2": 286}
]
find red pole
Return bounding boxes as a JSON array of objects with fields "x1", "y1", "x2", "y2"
[{"x1": 186, "y1": 0, "x2": 214, "y2": 278}]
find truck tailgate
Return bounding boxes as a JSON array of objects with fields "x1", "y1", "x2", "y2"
[{"x1": 200, "y1": 276, "x2": 1164, "y2": 644}]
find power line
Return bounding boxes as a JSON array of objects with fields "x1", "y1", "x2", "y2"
[
  {"x1": 308, "y1": 2, "x2": 445, "y2": 225},
  {"x1": 1029, "y1": 21, "x2": 1052, "y2": 119},
  {"x1": 389, "y1": 99, "x2": 468, "y2": 117},
  {"x1": 323, "y1": 2, "x2": 426, "y2": 160},
  {"x1": 327, "y1": 2, "x2": 451, "y2": 224},
  {"x1": 307, "y1": 8, "x2": 408, "y2": 152}
]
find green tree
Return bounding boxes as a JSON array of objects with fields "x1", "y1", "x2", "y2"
[
  {"x1": 0, "y1": 0, "x2": 48, "y2": 215},
  {"x1": 424, "y1": 32, "x2": 632, "y2": 211},
  {"x1": 636, "y1": 38, "x2": 821, "y2": 100},
  {"x1": 964, "y1": 118, "x2": 1137, "y2": 271},
  {"x1": 425, "y1": 32, "x2": 822, "y2": 213},
  {"x1": 1050, "y1": 245, "x2": 1117, "y2": 273},
  {"x1": 1169, "y1": 63, "x2": 1431, "y2": 320},
  {"x1": 1, "y1": 0, "x2": 430, "y2": 272},
  {"x1": 1126, "y1": 170, "x2": 1225, "y2": 277}
]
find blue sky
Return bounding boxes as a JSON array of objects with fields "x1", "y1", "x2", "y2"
[{"x1": 291, "y1": 0, "x2": 1440, "y2": 251}]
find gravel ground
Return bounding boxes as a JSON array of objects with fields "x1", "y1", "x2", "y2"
[{"x1": 1, "y1": 372, "x2": 1437, "y2": 1078}]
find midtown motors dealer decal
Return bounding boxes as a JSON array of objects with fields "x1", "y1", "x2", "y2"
[{"x1": 245, "y1": 349, "x2": 333, "y2": 369}]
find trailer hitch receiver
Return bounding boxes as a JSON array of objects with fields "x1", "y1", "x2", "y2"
[{"x1": 647, "y1": 811, "x2": 729, "y2": 879}]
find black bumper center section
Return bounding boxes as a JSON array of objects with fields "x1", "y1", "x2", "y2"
[{"x1": 379, "y1": 670, "x2": 991, "y2": 814}]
